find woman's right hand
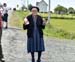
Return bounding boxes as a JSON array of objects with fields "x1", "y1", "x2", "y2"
[{"x1": 24, "y1": 18, "x2": 29, "y2": 25}]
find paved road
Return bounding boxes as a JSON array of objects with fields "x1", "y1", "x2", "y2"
[{"x1": 1, "y1": 27, "x2": 75, "y2": 62}]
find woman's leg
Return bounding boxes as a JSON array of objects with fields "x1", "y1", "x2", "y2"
[
  {"x1": 31, "y1": 52, "x2": 35, "y2": 62},
  {"x1": 5, "y1": 22, "x2": 8, "y2": 28},
  {"x1": 37, "y1": 51, "x2": 42, "y2": 62}
]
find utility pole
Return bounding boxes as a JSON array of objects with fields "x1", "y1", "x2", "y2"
[
  {"x1": 48, "y1": 0, "x2": 50, "y2": 22},
  {"x1": 27, "y1": 0, "x2": 29, "y2": 10}
]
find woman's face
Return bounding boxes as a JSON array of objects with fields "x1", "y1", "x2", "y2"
[
  {"x1": 31, "y1": 8, "x2": 38, "y2": 16},
  {"x1": 3, "y1": 4, "x2": 7, "y2": 7}
]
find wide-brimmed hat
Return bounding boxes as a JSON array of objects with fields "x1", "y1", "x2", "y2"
[{"x1": 30, "y1": 6, "x2": 40, "y2": 12}]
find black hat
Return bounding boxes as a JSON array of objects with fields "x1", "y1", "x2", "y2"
[
  {"x1": 30, "y1": 6, "x2": 40, "y2": 12},
  {"x1": 3, "y1": 3, "x2": 7, "y2": 6}
]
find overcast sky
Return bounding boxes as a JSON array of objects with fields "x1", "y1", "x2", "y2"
[{"x1": 0, "y1": 0, "x2": 75, "y2": 11}]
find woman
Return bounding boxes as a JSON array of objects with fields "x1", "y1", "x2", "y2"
[
  {"x1": 0, "y1": 9, "x2": 5, "y2": 62},
  {"x1": 2, "y1": 3, "x2": 8, "y2": 29},
  {"x1": 23, "y1": 6, "x2": 47, "y2": 62}
]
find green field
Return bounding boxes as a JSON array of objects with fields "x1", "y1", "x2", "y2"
[{"x1": 10, "y1": 11, "x2": 75, "y2": 39}]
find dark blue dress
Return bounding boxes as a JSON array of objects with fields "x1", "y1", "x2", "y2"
[{"x1": 27, "y1": 16, "x2": 45, "y2": 53}]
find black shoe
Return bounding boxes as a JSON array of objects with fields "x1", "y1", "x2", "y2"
[
  {"x1": 37, "y1": 60, "x2": 41, "y2": 62},
  {"x1": 32, "y1": 59, "x2": 35, "y2": 62}
]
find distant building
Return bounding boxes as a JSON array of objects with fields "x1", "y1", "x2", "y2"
[{"x1": 36, "y1": 0, "x2": 48, "y2": 12}]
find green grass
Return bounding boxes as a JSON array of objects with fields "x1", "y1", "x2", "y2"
[
  {"x1": 10, "y1": 11, "x2": 75, "y2": 39},
  {"x1": 10, "y1": 11, "x2": 29, "y2": 28},
  {"x1": 44, "y1": 19, "x2": 75, "y2": 39},
  {"x1": 51, "y1": 19, "x2": 75, "y2": 33}
]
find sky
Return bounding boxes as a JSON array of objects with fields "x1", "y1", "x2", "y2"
[{"x1": 0, "y1": 0, "x2": 75, "y2": 11}]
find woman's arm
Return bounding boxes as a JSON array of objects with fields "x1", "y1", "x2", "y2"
[{"x1": 40, "y1": 17, "x2": 47, "y2": 29}]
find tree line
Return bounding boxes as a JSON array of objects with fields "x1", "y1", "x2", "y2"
[{"x1": 54, "y1": 5, "x2": 75, "y2": 15}]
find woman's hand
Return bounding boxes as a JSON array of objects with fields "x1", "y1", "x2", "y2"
[
  {"x1": 43, "y1": 18, "x2": 48, "y2": 25},
  {"x1": 24, "y1": 18, "x2": 29, "y2": 25}
]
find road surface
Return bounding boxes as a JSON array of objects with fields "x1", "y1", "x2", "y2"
[{"x1": 1, "y1": 27, "x2": 75, "y2": 62}]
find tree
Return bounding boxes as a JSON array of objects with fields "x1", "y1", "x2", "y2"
[
  {"x1": 68, "y1": 7, "x2": 75, "y2": 14},
  {"x1": 28, "y1": 4, "x2": 33, "y2": 10},
  {"x1": 21, "y1": 5, "x2": 27, "y2": 11},
  {"x1": 17, "y1": 4, "x2": 19, "y2": 8},
  {"x1": 68, "y1": 7, "x2": 75, "y2": 18},
  {"x1": 50, "y1": 11, "x2": 53, "y2": 14},
  {"x1": 54, "y1": 5, "x2": 67, "y2": 14}
]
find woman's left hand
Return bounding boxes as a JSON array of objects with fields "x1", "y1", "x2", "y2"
[{"x1": 43, "y1": 18, "x2": 48, "y2": 25}]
